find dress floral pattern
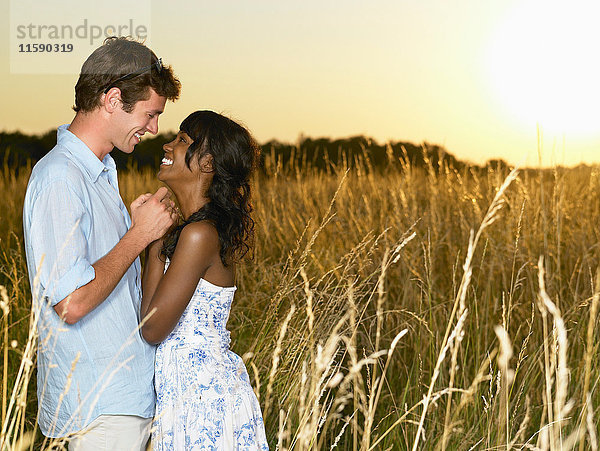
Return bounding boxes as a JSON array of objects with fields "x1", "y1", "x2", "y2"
[{"x1": 153, "y1": 273, "x2": 269, "y2": 450}]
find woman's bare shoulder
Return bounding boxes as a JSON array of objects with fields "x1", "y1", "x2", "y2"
[{"x1": 179, "y1": 220, "x2": 219, "y2": 248}]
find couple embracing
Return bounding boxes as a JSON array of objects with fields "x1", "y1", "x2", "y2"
[{"x1": 23, "y1": 37, "x2": 268, "y2": 450}]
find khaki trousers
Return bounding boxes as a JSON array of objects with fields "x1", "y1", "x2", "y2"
[{"x1": 68, "y1": 415, "x2": 152, "y2": 451}]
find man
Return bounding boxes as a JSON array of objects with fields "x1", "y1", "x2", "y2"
[{"x1": 23, "y1": 37, "x2": 181, "y2": 449}]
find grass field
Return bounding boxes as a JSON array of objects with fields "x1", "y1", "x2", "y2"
[{"x1": 1, "y1": 150, "x2": 599, "y2": 450}]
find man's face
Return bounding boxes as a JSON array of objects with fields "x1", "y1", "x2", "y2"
[{"x1": 111, "y1": 88, "x2": 167, "y2": 153}]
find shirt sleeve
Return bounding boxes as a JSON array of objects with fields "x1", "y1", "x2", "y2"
[{"x1": 28, "y1": 179, "x2": 96, "y2": 306}]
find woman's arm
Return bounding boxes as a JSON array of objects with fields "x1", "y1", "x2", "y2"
[
  {"x1": 141, "y1": 238, "x2": 166, "y2": 319},
  {"x1": 141, "y1": 221, "x2": 220, "y2": 344}
]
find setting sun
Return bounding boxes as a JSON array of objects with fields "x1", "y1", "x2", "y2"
[{"x1": 487, "y1": 0, "x2": 600, "y2": 136}]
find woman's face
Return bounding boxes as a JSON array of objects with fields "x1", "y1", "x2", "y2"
[{"x1": 158, "y1": 131, "x2": 194, "y2": 183}]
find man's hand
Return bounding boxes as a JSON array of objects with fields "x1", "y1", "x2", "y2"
[{"x1": 130, "y1": 187, "x2": 177, "y2": 244}]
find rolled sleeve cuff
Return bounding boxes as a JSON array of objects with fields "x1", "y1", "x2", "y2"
[{"x1": 45, "y1": 260, "x2": 96, "y2": 306}]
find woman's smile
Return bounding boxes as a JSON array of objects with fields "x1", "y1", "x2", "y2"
[{"x1": 158, "y1": 131, "x2": 193, "y2": 181}]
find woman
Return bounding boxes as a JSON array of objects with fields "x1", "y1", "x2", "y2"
[{"x1": 140, "y1": 111, "x2": 268, "y2": 450}]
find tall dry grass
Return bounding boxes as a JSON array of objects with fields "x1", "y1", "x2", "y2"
[{"x1": 1, "y1": 149, "x2": 599, "y2": 449}]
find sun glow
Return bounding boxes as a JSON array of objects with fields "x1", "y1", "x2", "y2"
[{"x1": 488, "y1": 0, "x2": 600, "y2": 136}]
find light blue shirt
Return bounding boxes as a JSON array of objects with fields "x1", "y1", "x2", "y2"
[{"x1": 23, "y1": 125, "x2": 155, "y2": 438}]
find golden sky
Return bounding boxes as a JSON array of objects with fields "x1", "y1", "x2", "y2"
[{"x1": 1, "y1": 0, "x2": 599, "y2": 167}]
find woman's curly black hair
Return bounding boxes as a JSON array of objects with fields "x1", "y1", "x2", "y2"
[{"x1": 160, "y1": 111, "x2": 260, "y2": 265}]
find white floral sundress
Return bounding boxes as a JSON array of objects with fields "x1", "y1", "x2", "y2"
[{"x1": 152, "y1": 269, "x2": 269, "y2": 450}]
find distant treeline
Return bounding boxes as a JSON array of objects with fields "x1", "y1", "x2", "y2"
[{"x1": 0, "y1": 130, "x2": 511, "y2": 174}]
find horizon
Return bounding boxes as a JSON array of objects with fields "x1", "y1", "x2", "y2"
[{"x1": 5, "y1": 126, "x2": 599, "y2": 170}]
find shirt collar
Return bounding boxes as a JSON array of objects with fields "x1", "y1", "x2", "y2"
[{"x1": 57, "y1": 124, "x2": 116, "y2": 183}]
